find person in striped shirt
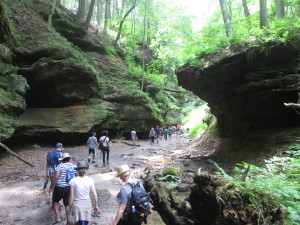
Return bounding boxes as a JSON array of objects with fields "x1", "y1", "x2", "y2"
[{"x1": 49, "y1": 153, "x2": 76, "y2": 224}]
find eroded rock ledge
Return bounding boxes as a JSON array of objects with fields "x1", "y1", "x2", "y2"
[{"x1": 176, "y1": 42, "x2": 300, "y2": 137}]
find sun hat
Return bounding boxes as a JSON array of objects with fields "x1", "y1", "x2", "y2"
[
  {"x1": 59, "y1": 152, "x2": 71, "y2": 160},
  {"x1": 56, "y1": 143, "x2": 63, "y2": 148},
  {"x1": 76, "y1": 161, "x2": 89, "y2": 170},
  {"x1": 116, "y1": 164, "x2": 131, "y2": 177}
]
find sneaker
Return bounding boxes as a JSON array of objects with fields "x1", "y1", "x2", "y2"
[
  {"x1": 88, "y1": 158, "x2": 91, "y2": 162},
  {"x1": 92, "y1": 161, "x2": 95, "y2": 163}
]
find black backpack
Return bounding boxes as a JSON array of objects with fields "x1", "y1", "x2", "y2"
[
  {"x1": 128, "y1": 182, "x2": 152, "y2": 224},
  {"x1": 99, "y1": 136, "x2": 107, "y2": 150}
]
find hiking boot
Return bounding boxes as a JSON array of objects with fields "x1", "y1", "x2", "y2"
[{"x1": 88, "y1": 158, "x2": 91, "y2": 163}]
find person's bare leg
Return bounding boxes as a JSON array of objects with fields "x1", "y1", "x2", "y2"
[
  {"x1": 53, "y1": 202, "x2": 61, "y2": 222},
  {"x1": 65, "y1": 206, "x2": 70, "y2": 224}
]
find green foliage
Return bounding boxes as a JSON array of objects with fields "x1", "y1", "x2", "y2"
[
  {"x1": 162, "y1": 168, "x2": 179, "y2": 176},
  {"x1": 213, "y1": 140, "x2": 300, "y2": 224},
  {"x1": 188, "y1": 123, "x2": 206, "y2": 137}
]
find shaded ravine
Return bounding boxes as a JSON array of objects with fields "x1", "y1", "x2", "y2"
[{"x1": 0, "y1": 134, "x2": 198, "y2": 225}]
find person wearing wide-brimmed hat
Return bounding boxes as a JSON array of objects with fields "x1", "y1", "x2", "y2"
[
  {"x1": 69, "y1": 161, "x2": 99, "y2": 225},
  {"x1": 112, "y1": 165, "x2": 151, "y2": 225},
  {"x1": 49, "y1": 152, "x2": 76, "y2": 224}
]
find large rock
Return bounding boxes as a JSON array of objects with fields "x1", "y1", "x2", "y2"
[
  {"x1": 0, "y1": 44, "x2": 12, "y2": 63},
  {"x1": 19, "y1": 104, "x2": 108, "y2": 134},
  {"x1": 177, "y1": 42, "x2": 300, "y2": 137}
]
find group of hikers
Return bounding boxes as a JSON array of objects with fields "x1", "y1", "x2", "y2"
[
  {"x1": 45, "y1": 129, "x2": 152, "y2": 225},
  {"x1": 149, "y1": 125, "x2": 183, "y2": 144}
]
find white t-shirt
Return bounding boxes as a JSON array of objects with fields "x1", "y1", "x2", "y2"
[
  {"x1": 69, "y1": 176, "x2": 94, "y2": 201},
  {"x1": 99, "y1": 136, "x2": 109, "y2": 147}
]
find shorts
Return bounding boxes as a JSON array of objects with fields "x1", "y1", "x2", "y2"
[
  {"x1": 88, "y1": 148, "x2": 96, "y2": 155},
  {"x1": 52, "y1": 186, "x2": 70, "y2": 206},
  {"x1": 48, "y1": 165, "x2": 57, "y2": 177}
]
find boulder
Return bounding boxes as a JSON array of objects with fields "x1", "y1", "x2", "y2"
[
  {"x1": 0, "y1": 44, "x2": 12, "y2": 63},
  {"x1": 177, "y1": 42, "x2": 300, "y2": 137},
  {"x1": 176, "y1": 183, "x2": 191, "y2": 192}
]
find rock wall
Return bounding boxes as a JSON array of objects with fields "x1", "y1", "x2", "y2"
[
  {"x1": 177, "y1": 42, "x2": 300, "y2": 137},
  {"x1": 0, "y1": 0, "x2": 181, "y2": 143}
]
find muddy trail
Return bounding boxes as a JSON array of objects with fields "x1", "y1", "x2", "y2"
[{"x1": 0, "y1": 134, "x2": 216, "y2": 225}]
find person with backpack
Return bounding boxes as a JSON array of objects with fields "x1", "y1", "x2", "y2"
[
  {"x1": 45, "y1": 143, "x2": 64, "y2": 193},
  {"x1": 87, "y1": 132, "x2": 98, "y2": 163},
  {"x1": 99, "y1": 130, "x2": 110, "y2": 166},
  {"x1": 112, "y1": 165, "x2": 152, "y2": 225},
  {"x1": 49, "y1": 153, "x2": 77, "y2": 224},
  {"x1": 149, "y1": 128, "x2": 155, "y2": 145},
  {"x1": 69, "y1": 161, "x2": 99, "y2": 225}
]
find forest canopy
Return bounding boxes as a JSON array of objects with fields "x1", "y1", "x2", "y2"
[{"x1": 53, "y1": 0, "x2": 300, "y2": 70}]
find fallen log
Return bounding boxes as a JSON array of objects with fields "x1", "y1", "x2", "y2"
[
  {"x1": 121, "y1": 141, "x2": 141, "y2": 147},
  {"x1": 0, "y1": 142, "x2": 35, "y2": 167},
  {"x1": 143, "y1": 172, "x2": 283, "y2": 225}
]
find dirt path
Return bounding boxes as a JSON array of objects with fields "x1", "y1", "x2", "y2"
[{"x1": 0, "y1": 134, "x2": 203, "y2": 225}]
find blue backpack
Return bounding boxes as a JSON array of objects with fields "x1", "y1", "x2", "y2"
[
  {"x1": 65, "y1": 167, "x2": 76, "y2": 183},
  {"x1": 47, "y1": 150, "x2": 62, "y2": 166}
]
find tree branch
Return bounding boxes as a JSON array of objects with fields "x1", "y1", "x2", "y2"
[
  {"x1": 113, "y1": 5, "x2": 136, "y2": 46},
  {"x1": 0, "y1": 142, "x2": 35, "y2": 167}
]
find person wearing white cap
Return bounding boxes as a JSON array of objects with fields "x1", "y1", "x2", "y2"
[
  {"x1": 112, "y1": 165, "x2": 151, "y2": 225},
  {"x1": 69, "y1": 161, "x2": 99, "y2": 225},
  {"x1": 49, "y1": 152, "x2": 76, "y2": 224}
]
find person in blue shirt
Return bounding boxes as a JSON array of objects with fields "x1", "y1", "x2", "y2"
[{"x1": 49, "y1": 153, "x2": 76, "y2": 224}]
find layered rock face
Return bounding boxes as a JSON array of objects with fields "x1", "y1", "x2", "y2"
[
  {"x1": 177, "y1": 43, "x2": 300, "y2": 137},
  {"x1": 0, "y1": 0, "x2": 181, "y2": 143}
]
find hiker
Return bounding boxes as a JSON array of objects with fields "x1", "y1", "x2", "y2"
[
  {"x1": 131, "y1": 128, "x2": 138, "y2": 148},
  {"x1": 49, "y1": 153, "x2": 77, "y2": 224},
  {"x1": 99, "y1": 130, "x2": 110, "y2": 166},
  {"x1": 159, "y1": 127, "x2": 163, "y2": 140},
  {"x1": 69, "y1": 161, "x2": 99, "y2": 225},
  {"x1": 112, "y1": 165, "x2": 152, "y2": 225},
  {"x1": 45, "y1": 143, "x2": 64, "y2": 192},
  {"x1": 163, "y1": 127, "x2": 168, "y2": 140},
  {"x1": 149, "y1": 128, "x2": 155, "y2": 145},
  {"x1": 168, "y1": 126, "x2": 173, "y2": 139},
  {"x1": 87, "y1": 132, "x2": 98, "y2": 163},
  {"x1": 155, "y1": 126, "x2": 160, "y2": 143}
]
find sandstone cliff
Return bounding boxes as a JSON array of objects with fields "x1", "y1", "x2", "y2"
[{"x1": 0, "y1": 0, "x2": 182, "y2": 143}]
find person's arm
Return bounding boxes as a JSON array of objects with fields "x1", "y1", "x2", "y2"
[
  {"x1": 90, "y1": 183, "x2": 99, "y2": 214},
  {"x1": 112, "y1": 203, "x2": 126, "y2": 225},
  {"x1": 45, "y1": 164, "x2": 49, "y2": 180},
  {"x1": 69, "y1": 186, "x2": 74, "y2": 209},
  {"x1": 49, "y1": 170, "x2": 61, "y2": 194},
  {"x1": 106, "y1": 138, "x2": 110, "y2": 151}
]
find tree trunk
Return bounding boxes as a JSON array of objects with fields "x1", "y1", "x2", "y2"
[
  {"x1": 218, "y1": 0, "x2": 233, "y2": 37},
  {"x1": 141, "y1": 0, "x2": 148, "y2": 91},
  {"x1": 259, "y1": 0, "x2": 269, "y2": 28},
  {"x1": 0, "y1": 142, "x2": 35, "y2": 167},
  {"x1": 77, "y1": 0, "x2": 86, "y2": 21},
  {"x1": 85, "y1": 0, "x2": 96, "y2": 27},
  {"x1": 276, "y1": 0, "x2": 285, "y2": 18},
  {"x1": 242, "y1": 0, "x2": 250, "y2": 17},
  {"x1": 96, "y1": 0, "x2": 101, "y2": 25},
  {"x1": 113, "y1": 5, "x2": 135, "y2": 45},
  {"x1": 47, "y1": 0, "x2": 57, "y2": 30},
  {"x1": 104, "y1": 0, "x2": 111, "y2": 30}
]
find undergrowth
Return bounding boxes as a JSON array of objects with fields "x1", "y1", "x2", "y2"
[{"x1": 213, "y1": 140, "x2": 300, "y2": 224}]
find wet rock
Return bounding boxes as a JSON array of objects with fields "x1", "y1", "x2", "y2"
[
  {"x1": 177, "y1": 183, "x2": 190, "y2": 192},
  {"x1": 0, "y1": 44, "x2": 12, "y2": 63}
]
